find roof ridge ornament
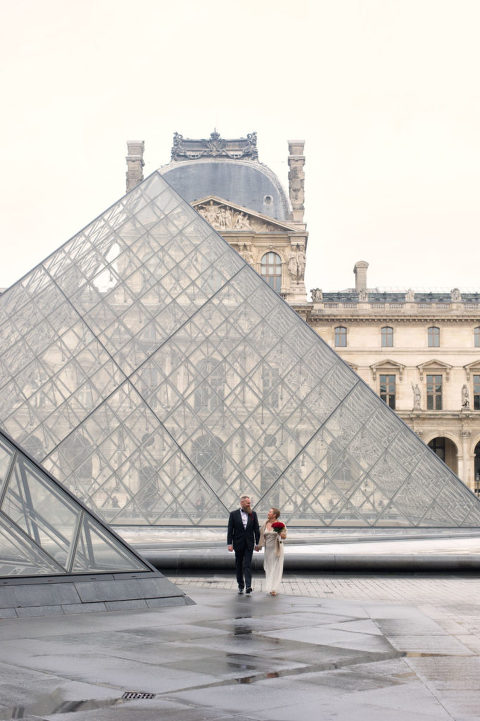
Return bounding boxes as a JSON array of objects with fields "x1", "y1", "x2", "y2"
[{"x1": 171, "y1": 130, "x2": 258, "y2": 161}]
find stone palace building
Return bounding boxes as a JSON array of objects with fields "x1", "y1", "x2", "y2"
[{"x1": 126, "y1": 131, "x2": 480, "y2": 494}]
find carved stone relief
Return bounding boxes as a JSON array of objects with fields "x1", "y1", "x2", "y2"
[
  {"x1": 171, "y1": 131, "x2": 258, "y2": 161},
  {"x1": 196, "y1": 201, "x2": 278, "y2": 232}
]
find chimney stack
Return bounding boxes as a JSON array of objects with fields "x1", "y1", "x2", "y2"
[
  {"x1": 354, "y1": 260, "x2": 369, "y2": 292},
  {"x1": 288, "y1": 140, "x2": 305, "y2": 224},
  {"x1": 126, "y1": 140, "x2": 145, "y2": 192}
]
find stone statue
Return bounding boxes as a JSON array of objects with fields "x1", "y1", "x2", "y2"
[
  {"x1": 412, "y1": 383, "x2": 421, "y2": 410},
  {"x1": 462, "y1": 383, "x2": 470, "y2": 409},
  {"x1": 234, "y1": 212, "x2": 252, "y2": 230},
  {"x1": 198, "y1": 201, "x2": 218, "y2": 227},
  {"x1": 451, "y1": 288, "x2": 462, "y2": 302},
  {"x1": 288, "y1": 253, "x2": 298, "y2": 280},
  {"x1": 288, "y1": 247, "x2": 306, "y2": 282},
  {"x1": 240, "y1": 244, "x2": 254, "y2": 265},
  {"x1": 358, "y1": 288, "x2": 368, "y2": 302},
  {"x1": 311, "y1": 288, "x2": 323, "y2": 303},
  {"x1": 405, "y1": 289, "x2": 415, "y2": 302},
  {"x1": 296, "y1": 248, "x2": 306, "y2": 280}
]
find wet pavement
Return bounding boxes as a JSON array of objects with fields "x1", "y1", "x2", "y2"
[{"x1": 0, "y1": 576, "x2": 480, "y2": 720}]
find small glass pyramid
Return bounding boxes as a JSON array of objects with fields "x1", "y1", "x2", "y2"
[
  {"x1": 0, "y1": 171, "x2": 479, "y2": 528},
  {"x1": 0, "y1": 429, "x2": 149, "y2": 576}
]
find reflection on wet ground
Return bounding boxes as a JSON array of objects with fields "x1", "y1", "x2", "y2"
[{"x1": 1, "y1": 583, "x2": 480, "y2": 720}]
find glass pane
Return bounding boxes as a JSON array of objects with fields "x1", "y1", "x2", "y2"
[
  {"x1": 2, "y1": 457, "x2": 81, "y2": 569},
  {"x1": 72, "y1": 517, "x2": 146, "y2": 573},
  {"x1": 0, "y1": 514, "x2": 63, "y2": 576},
  {"x1": 0, "y1": 438, "x2": 14, "y2": 494}
]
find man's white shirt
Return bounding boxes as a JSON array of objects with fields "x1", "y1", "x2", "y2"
[{"x1": 240, "y1": 509, "x2": 248, "y2": 528}]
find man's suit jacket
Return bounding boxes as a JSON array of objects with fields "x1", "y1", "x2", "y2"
[{"x1": 227, "y1": 509, "x2": 260, "y2": 551}]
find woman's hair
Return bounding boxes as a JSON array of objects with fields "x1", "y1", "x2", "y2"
[{"x1": 270, "y1": 507, "x2": 280, "y2": 519}]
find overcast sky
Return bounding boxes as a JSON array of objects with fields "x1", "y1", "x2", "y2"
[{"x1": 1, "y1": 0, "x2": 479, "y2": 295}]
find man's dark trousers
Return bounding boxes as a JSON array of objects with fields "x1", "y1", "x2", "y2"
[{"x1": 227, "y1": 509, "x2": 260, "y2": 590}]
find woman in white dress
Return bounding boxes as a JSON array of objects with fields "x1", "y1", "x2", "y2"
[{"x1": 258, "y1": 507, "x2": 287, "y2": 596}]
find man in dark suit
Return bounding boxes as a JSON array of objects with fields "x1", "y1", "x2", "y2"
[{"x1": 227, "y1": 495, "x2": 260, "y2": 594}]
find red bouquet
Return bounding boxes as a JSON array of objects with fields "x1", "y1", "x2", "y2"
[{"x1": 271, "y1": 521, "x2": 285, "y2": 534}]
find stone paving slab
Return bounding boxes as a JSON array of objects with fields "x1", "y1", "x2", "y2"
[{"x1": 0, "y1": 576, "x2": 479, "y2": 720}]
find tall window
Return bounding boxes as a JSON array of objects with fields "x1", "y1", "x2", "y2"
[
  {"x1": 380, "y1": 374, "x2": 396, "y2": 409},
  {"x1": 261, "y1": 252, "x2": 282, "y2": 292},
  {"x1": 426, "y1": 374, "x2": 442, "y2": 410},
  {"x1": 263, "y1": 366, "x2": 280, "y2": 409},
  {"x1": 381, "y1": 326, "x2": 393, "y2": 347},
  {"x1": 334, "y1": 326, "x2": 347, "y2": 347},
  {"x1": 428, "y1": 326, "x2": 440, "y2": 347},
  {"x1": 475, "y1": 327, "x2": 480, "y2": 348},
  {"x1": 194, "y1": 359, "x2": 225, "y2": 412},
  {"x1": 474, "y1": 375, "x2": 480, "y2": 410}
]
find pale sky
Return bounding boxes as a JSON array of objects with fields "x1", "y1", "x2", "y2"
[{"x1": 1, "y1": 0, "x2": 480, "y2": 294}]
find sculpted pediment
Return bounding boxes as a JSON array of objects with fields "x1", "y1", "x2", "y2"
[
  {"x1": 417, "y1": 359, "x2": 452, "y2": 381},
  {"x1": 193, "y1": 196, "x2": 296, "y2": 233},
  {"x1": 370, "y1": 359, "x2": 405, "y2": 381},
  {"x1": 463, "y1": 360, "x2": 480, "y2": 380}
]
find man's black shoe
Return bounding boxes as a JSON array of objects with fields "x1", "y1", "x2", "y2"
[
  {"x1": 238, "y1": 587, "x2": 244, "y2": 594},
  {"x1": 246, "y1": 587, "x2": 253, "y2": 594}
]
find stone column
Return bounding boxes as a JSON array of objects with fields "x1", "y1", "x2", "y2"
[
  {"x1": 126, "y1": 140, "x2": 145, "y2": 192},
  {"x1": 288, "y1": 140, "x2": 305, "y2": 224},
  {"x1": 460, "y1": 430, "x2": 474, "y2": 490}
]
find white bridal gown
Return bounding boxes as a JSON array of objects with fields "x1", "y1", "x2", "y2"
[{"x1": 263, "y1": 531, "x2": 285, "y2": 593}]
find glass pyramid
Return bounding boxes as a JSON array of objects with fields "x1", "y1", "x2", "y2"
[
  {"x1": 0, "y1": 428, "x2": 151, "y2": 576},
  {"x1": 0, "y1": 172, "x2": 479, "y2": 528}
]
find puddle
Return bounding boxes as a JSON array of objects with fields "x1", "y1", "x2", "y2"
[{"x1": 405, "y1": 652, "x2": 463, "y2": 658}]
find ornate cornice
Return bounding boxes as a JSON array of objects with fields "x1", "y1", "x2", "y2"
[{"x1": 309, "y1": 314, "x2": 480, "y2": 324}]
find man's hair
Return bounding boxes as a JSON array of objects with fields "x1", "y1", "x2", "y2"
[{"x1": 240, "y1": 495, "x2": 250, "y2": 501}]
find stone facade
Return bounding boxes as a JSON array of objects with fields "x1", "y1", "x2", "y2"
[{"x1": 307, "y1": 271, "x2": 480, "y2": 493}]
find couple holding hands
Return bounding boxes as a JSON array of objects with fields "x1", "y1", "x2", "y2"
[{"x1": 227, "y1": 495, "x2": 287, "y2": 596}]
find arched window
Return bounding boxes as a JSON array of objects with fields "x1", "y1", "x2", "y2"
[
  {"x1": 381, "y1": 326, "x2": 393, "y2": 347},
  {"x1": 261, "y1": 252, "x2": 282, "y2": 292},
  {"x1": 334, "y1": 326, "x2": 347, "y2": 347},
  {"x1": 474, "y1": 327, "x2": 480, "y2": 348},
  {"x1": 428, "y1": 326, "x2": 440, "y2": 347}
]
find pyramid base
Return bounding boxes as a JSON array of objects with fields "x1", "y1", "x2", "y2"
[{"x1": 0, "y1": 572, "x2": 193, "y2": 618}]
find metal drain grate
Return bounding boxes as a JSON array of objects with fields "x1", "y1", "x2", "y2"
[{"x1": 122, "y1": 692, "x2": 156, "y2": 700}]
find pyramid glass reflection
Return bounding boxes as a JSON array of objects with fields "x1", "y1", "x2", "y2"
[
  {"x1": 0, "y1": 429, "x2": 150, "y2": 576},
  {"x1": 0, "y1": 172, "x2": 479, "y2": 528}
]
